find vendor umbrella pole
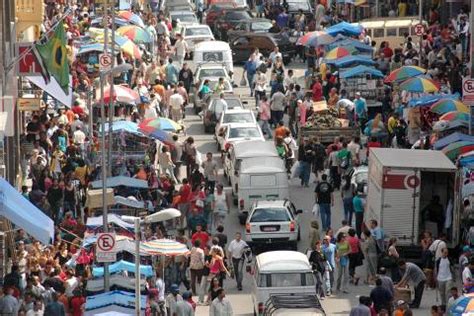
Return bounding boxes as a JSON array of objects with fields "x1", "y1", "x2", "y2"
[
  {"x1": 108, "y1": 0, "x2": 116, "y2": 177},
  {"x1": 470, "y1": 0, "x2": 474, "y2": 135},
  {"x1": 135, "y1": 218, "x2": 141, "y2": 316}
]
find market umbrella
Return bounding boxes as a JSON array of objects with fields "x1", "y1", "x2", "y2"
[
  {"x1": 325, "y1": 47, "x2": 355, "y2": 60},
  {"x1": 98, "y1": 85, "x2": 140, "y2": 104},
  {"x1": 399, "y1": 77, "x2": 439, "y2": 93},
  {"x1": 448, "y1": 293, "x2": 474, "y2": 315},
  {"x1": 141, "y1": 239, "x2": 190, "y2": 256},
  {"x1": 116, "y1": 11, "x2": 145, "y2": 28},
  {"x1": 439, "y1": 111, "x2": 470, "y2": 122},
  {"x1": 89, "y1": 28, "x2": 142, "y2": 59},
  {"x1": 116, "y1": 25, "x2": 152, "y2": 44},
  {"x1": 384, "y1": 66, "x2": 426, "y2": 83},
  {"x1": 326, "y1": 21, "x2": 363, "y2": 36},
  {"x1": 139, "y1": 117, "x2": 182, "y2": 132},
  {"x1": 442, "y1": 141, "x2": 474, "y2": 160},
  {"x1": 296, "y1": 31, "x2": 335, "y2": 47},
  {"x1": 147, "y1": 129, "x2": 173, "y2": 143},
  {"x1": 430, "y1": 99, "x2": 469, "y2": 114}
]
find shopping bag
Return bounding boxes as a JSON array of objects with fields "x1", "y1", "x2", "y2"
[
  {"x1": 240, "y1": 76, "x2": 247, "y2": 87},
  {"x1": 312, "y1": 203, "x2": 320, "y2": 218}
]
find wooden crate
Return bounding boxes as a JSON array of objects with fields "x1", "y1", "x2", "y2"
[{"x1": 394, "y1": 287, "x2": 411, "y2": 303}]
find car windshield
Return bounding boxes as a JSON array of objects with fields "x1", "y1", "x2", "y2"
[
  {"x1": 226, "y1": 11, "x2": 251, "y2": 20},
  {"x1": 226, "y1": 99, "x2": 242, "y2": 109},
  {"x1": 258, "y1": 273, "x2": 315, "y2": 287},
  {"x1": 250, "y1": 208, "x2": 290, "y2": 222},
  {"x1": 229, "y1": 127, "x2": 259, "y2": 138},
  {"x1": 210, "y1": 80, "x2": 231, "y2": 90},
  {"x1": 287, "y1": 1, "x2": 310, "y2": 11},
  {"x1": 199, "y1": 69, "x2": 227, "y2": 79},
  {"x1": 172, "y1": 14, "x2": 197, "y2": 23},
  {"x1": 223, "y1": 113, "x2": 253, "y2": 124},
  {"x1": 251, "y1": 21, "x2": 272, "y2": 31},
  {"x1": 185, "y1": 27, "x2": 211, "y2": 36}
]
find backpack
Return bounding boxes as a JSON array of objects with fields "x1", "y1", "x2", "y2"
[
  {"x1": 257, "y1": 62, "x2": 267, "y2": 74},
  {"x1": 340, "y1": 151, "x2": 351, "y2": 169}
]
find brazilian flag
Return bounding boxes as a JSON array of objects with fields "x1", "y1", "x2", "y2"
[{"x1": 35, "y1": 22, "x2": 70, "y2": 95}]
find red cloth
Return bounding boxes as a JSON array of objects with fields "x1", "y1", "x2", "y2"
[
  {"x1": 191, "y1": 231, "x2": 210, "y2": 248},
  {"x1": 179, "y1": 184, "x2": 191, "y2": 203},
  {"x1": 71, "y1": 105, "x2": 85, "y2": 116},
  {"x1": 382, "y1": 47, "x2": 393, "y2": 59},
  {"x1": 70, "y1": 296, "x2": 86, "y2": 316},
  {"x1": 366, "y1": 142, "x2": 381, "y2": 157}
]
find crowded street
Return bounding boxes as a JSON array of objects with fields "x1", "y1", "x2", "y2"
[{"x1": 1, "y1": 0, "x2": 474, "y2": 315}]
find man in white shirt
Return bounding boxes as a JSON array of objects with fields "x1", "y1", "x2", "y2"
[
  {"x1": 269, "y1": 46, "x2": 282, "y2": 65},
  {"x1": 174, "y1": 33, "x2": 188, "y2": 67},
  {"x1": 210, "y1": 288, "x2": 233, "y2": 316},
  {"x1": 227, "y1": 232, "x2": 249, "y2": 291},
  {"x1": 429, "y1": 235, "x2": 447, "y2": 261},
  {"x1": 435, "y1": 248, "x2": 453, "y2": 306},
  {"x1": 73, "y1": 126, "x2": 86, "y2": 149},
  {"x1": 347, "y1": 136, "x2": 361, "y2": 165},
  {"x1": 169, "y1": 90, "x2": 185, "y2": 122}
]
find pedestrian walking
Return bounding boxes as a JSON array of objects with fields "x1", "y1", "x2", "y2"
[
  {"x1": 353, "y1": 191, "x2": 365, "y2": 238},
  {"x1": 209, "y1": 288, "x2": 233, "y2": 316},
  {"x1": 315, "y1": 174, "x2": 334, "y2": 230},
  {"x1": 370, "y1": 278, "x2": 393, "y2": 313},
  {"x1": 347, "y1": 228, "x2": 362, "y2": 285},
  {"x1": 362, "y1": 230, "x2": 378, "y2": 285},
  {"x1": 335, "y1": 232, "x2": 350, "y2": 293},
  {"x1": 213, "y1": 184, "x2": 230, "y2": 232},
  {"x1": 227, "y1": 232, "x2": 249, "y2": 291},
  {"x1": 189, "y1": 240, "x2": 205, "y2": 296},
  {"x1": 435, "y1": 248, "x2": 454, "y2": 306},
  {"x1": 309, "y1": 240, "x2": 327, "y2": 299},
  {"x1": 322, "y1": 236, "x2": 336, "y2": 295},
  {"x1": 202, "y1": 152, "x2": 218, "y2": 193},
  {"x1": 349, "y1": 296, "x2": 371, "y2": 316}
]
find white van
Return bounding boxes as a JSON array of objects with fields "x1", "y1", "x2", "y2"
[
  {"x1": 252, "y1": 251, "x2": 316, "y2": 316},
  {"x1": 224, "y1": 140, "x2": 279, "y2": 198},
  {"x1": 193, "y1": 41, "x2": 234, "y2": 77},
  {"x1": 237, "y1": 156, "x2": 289, "y2": 224}
]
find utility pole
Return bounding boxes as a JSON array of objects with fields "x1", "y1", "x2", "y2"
[
  {"x1": 101, "y1": 0, "x2": 110, "y2": 292},
  {"x1": 107, "y1": 0, "x2": 116, "y2": 176},
  {"x1": 470, "y1": 0, "x2": 474, "y2": 135}
]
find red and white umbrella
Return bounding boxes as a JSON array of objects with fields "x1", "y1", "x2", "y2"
[{"x1": 97, "y1": 85, "x2": 140, "y2": 104}]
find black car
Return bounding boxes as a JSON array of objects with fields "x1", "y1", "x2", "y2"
[
  {"x1": 227, "y1": 18, "x2": 273, "y2": 39},
  {"x1": 214, "y1": 9, "x2": 253, "y2": 40},
  {"x1": 230, "y1": 33, "x2": 295, "y2": 64}
]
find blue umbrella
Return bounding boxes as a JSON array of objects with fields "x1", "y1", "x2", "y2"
[
  {"x1": 433, "y1": 132, "x2": 474, "y2": 150},
  {"x1": 408, "y1": 93, "x2": 460, "y2": 107},
  {"x1": 339, "y1": 65, "x2": 384, "y2": 79},
  {"x1": 325, "y1": 55, "x2": 376, "y2": 67},
  {"x1": 326, "y1": 21, "x2": 363, "y2": 37},
  {"x1": 148, "y1": 129, "x2": 173, "y2": 143}
]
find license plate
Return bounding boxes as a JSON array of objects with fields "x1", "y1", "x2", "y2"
[{"x1": 263, "y1": 227, "x2": 277, "y2": 232}]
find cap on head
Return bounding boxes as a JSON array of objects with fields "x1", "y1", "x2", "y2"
[
  {"x1": 182, "y1": 291, "x2": 192, "y2": 299},
  {"x1": 170, "y1": 284, "x2": 179, "y2": 293}
]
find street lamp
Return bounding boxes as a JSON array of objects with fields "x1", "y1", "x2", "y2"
[
  {"x1": 121, "y1": 208, "x2": 181, "y2": 315},
  {"x1": 98, "y1": 62, "x2": 134, "y2": 291}
]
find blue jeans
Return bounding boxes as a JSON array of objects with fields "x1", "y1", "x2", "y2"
[
  {"x1": 319, "y1": 203, "x2": 331, "y2": 230},
  {"x1": 259, "y1": 120, "x2": 273, "y2": 139},
  {"x1": 343, "y1": 197, "x2": 354, "y2": 225},
  {"x1": 299, "y1": 161, "x2": 311, "y2": 186}
]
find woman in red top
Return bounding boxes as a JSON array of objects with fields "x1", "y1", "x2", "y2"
[
  {"x1": 347, "y1": 228, "x2": 361, "y2": 286},
  {"x1": 312, "y1": 78, "x2": 323, "y2": 102},
  {"x1": 70, "y1": 289, "x2": 86, "y2": 316},
  {"x1": 366, "y1": 136, "x2": 382, "y2": 158}
]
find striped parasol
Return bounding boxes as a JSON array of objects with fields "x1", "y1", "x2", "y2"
[
  {"x1": 449, "y1": 293, "x2": 474, "y2": 315},
  {"x1": 141, "y1": 239, "x2": 190, "y2": 256}
]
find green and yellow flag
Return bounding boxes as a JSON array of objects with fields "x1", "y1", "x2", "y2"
[{"x1": 35, "y1": 22, "x2": 70, "y2": 95}]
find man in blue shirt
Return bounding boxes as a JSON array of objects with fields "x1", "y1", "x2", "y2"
[
  {"x1": 354, "y1": 92, "x2": 368, "y2": 131},
  {"x1": 243, "y1": 55, "x2": 258, "y2": 97},
  {"x1": 370, "y1": 219, "x2": 384, "y2": 251},
  {"x1": 276, "y1": 9, "x2": 289, "y2": 28},
  {"x1": 322, "y1": 235, "x2": 336, "y2": 295},
  {"x1": 165, "y1": 58, "x2": 179, "y2": 86},
  {"x1": 353, "y1": 191, "x2": 365, "y2": 237}
]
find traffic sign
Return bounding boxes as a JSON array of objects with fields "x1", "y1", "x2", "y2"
[
  {"x1": 96, "y1": 233, "x2": 117, "y2": 263},
  {"x1": 99, "y1": 53, "x2": 112, "y2": 70},
  {"x1": 97, "y1": 233, "x2": 116, "y2": 251},
  {"x1": 462, "y1": 77, "x2": 474, "y2": 106},
  {"x1": 16, "y1": 43, "x2": 43, "y2": 76},
  {"x1": 414, "y1": 23, "x2": 424, "y2": 36}
]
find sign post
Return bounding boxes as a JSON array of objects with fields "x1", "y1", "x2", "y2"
[
  {"x1": 99, "y1": 53, "x2": 112, "y2": 71},
  {"x1": 96, "y1": 233, "x2": 117, "y2": 263},
  {"x1": 463, "y1": 77, "x2": 474, "y2": 135}
]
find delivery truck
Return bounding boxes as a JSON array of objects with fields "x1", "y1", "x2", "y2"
[{"x1": 366, "y1": 148, "x2": 459, "y2": 251}]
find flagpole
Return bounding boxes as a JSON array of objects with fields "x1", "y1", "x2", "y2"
[{"x1": 101, "y1": 0, "x2": 110, "y2": 293}]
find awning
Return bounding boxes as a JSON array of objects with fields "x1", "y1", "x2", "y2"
[
  {"x1": 114, "y1": 196, "x2": 145, "y2": 209},
  {"x1": 90, "y1": 176, "x2": 148, "y2": 189},
  {"x1": 86, "y1": 274, "x2": 146, "y2": 293},
  {"x1": 340, "y1": 65, "x2": 384, "y2": 79},
  {"x1": 433, "y1": 132, "x2": 474, "y2": 150},
  {"x1": 26, "y1": 75, "x2": 73, "y2": 107},
  {"x1": 0, "y1": 178, "x2": 54, "y2": 244},
  {"x1": 408, "y1": 93, "x2": 460, "y2": 107},
  {"x1": 85, "y1": 291, "x2": 146, "y2": 315},
  {"x1": 326, "y1": 21, "x2": 363, "y2": 37},
  {"x1": 86, "y1": 214, "x2": 135, "y2": 230},
  {"x1": 325, "y1": 55, "x2": 376, "y2": 68},
  {"x1": 92, "y1": 260, "x2": 154, "y2": 277}
]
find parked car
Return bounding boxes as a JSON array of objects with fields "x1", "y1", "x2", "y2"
[
  {"x1": 215, "y1": 109, "x2": 256, "y2": 143},
  {"x1": 169, "y1": 11, "x2": 199, "y2": 26},
  {"x1": 245, "y1": 199, "x2": 302, "y2": 249},
  {"x1": 193, "y1": 41, "x2": 234, "y2": 78},
  {"x1": 194, "y1": 63, "x2": 230, "y2": 86},
  {"x1": 214, "y1": 9, "x2": 253, "y2": 40},
  {"x1": 227, "y1": 18, "x2": 273, "y2": 39},
  {"x1": 230, "y1": 33, "x2": 295, "y2": 64},
  {"x1": 192, "y1": 76, "x2": 233, "y2": 113},
  {"x1": 263, "y1": 294, "x2": 326, "y2": 316},
  {"x1": 203, "y1": 95, "x2": 245, "y2": 133},
  {"x1": 182, "y1": 24, "x2": 215, "y2": 53},
  {"x1": 205, "y1": 3, "x2": 236, "y2": 30},
  {"x1": 165, "y1": 0, "x2": 195, "y2": 14},
  {"x1": 217, "y1": 123, "x2": 264, "y2": 151},
  {"x1": 208, "y1": 0, "x2": 249, "y2": 9}
]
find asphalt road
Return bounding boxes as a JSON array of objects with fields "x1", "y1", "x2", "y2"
[{"x1": 180, "y1": 60, "x2": 440, "y2": 316}]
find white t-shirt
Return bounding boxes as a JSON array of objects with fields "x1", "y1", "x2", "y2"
[
  {"x1": 437, "y1": 257, "x2": 452, "y2": 282},
  {"x1": 463, "y1": 265, "x2": 472, "y2": 284},
  {"x1": 175, "y1": 39, "x2": 188, "y2": 56},
  {"x1": 155, "y1": 278, "x2": 165, "y2": 302},
  {"x1": 65, "y1": 277, "x2": 79, "y2": 297},
  {"x1": 169, "y1": 93, "x2": 184, "y2": 110},
  {"x1": 227, "y1": 239, "x2": 248, "y2": 259},
  {"x1": 429, "y1": 239, "x2": 447, "y2": 261}
]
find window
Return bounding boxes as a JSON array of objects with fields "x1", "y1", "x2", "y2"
[
  {"x1": 229, "y1": 127, "x2": 259, "y2": 138},
  {"x1": 185, "y1": 27, "x2": 212, "y2": 36},
  {"x1": 233, "y1": 37, "x2": 249, "y2": 46},
  {"x1": 203, "y1": 51, "x2": 223, "y2": 62},
  {"x1": 225, "y1": 99, "x2": 242, "y2": 109},
  {"x1": 250, "y1": 208, "x2": 289, "y2": 222},
  {"x1": 222, "y1": 113, "x2": 254, "y2": 124},
  {"x1": 287, "y1": 2, "x2": 310, "y2": 11},
  {"x1": 386, "y1": 28, "x2": 397, "y2": 37},
  {"x1": 251, "y1": 21, "x2": 272, "y2": 32},
  {"x1": 198, "y1": 69, "x2": 227, "y2": 79},
  {"x1": 226, "y1": 11, "x2": 251, "y2": 20},
  {"x1": 173, "y1": 14, "x2": 197, "y2": 23},
  {"x1": 373, "y1": 28, "x2": 385, "y2": 38},
  {"x1": 399, "y1": 27, "x2": 409, "y2": 37},
  {"x1": 260, "y1": 273, "x2": 315, "y2": 287}
]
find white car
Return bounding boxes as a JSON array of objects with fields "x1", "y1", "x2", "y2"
[
  {"x1": 245, "y1": 200, "x2": 302, "y2": 250},
  {"x1": 217, "y1": 123, "x2": 264, "y2": 152},
  {"x1": 215, "y1": 109, "x2": 257, "y2": 147},
  {"x1": 169, "y1": 11, "x2": 199, "y2": 26},
  {"x1": 182, "y1": 24, "x2": 214, "y2": 52},
  {"x1": 194, "y1": 63, "x2": 230, "y2": 86}
]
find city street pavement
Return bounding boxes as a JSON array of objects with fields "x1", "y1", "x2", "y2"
[{"x1": 180, "y1": 61, "x2": 438, "y2": 315}]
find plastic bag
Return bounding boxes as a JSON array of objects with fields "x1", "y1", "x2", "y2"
[
  {"x1": 240, "y1": 76, "x2": 247, "y2": 87},
  {"x1": 312, "y1": 203, "x2": 320, "y2": 218},
  {"x1": 290, "y1": 161, "x2": 300, "y2": 179}
]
